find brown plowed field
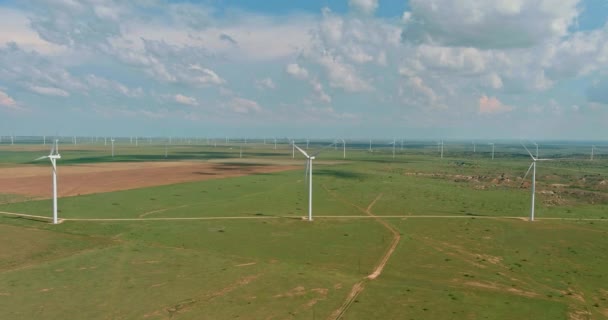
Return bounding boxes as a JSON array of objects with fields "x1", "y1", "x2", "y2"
[{"x1": 0, "y1": 161, "x2": 298, "y2": 198}]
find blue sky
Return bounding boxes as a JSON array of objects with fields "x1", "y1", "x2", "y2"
[{"x1": 0, "y1": 0, "x2": 607, "y2": 139}]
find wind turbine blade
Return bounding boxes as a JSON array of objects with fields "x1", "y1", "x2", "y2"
[
  {"x1": 293, "y1": 144, "x2": 310, "y2": 158},
  {"x1": 521, "y1": 143, "x2": 535, "y2": 160},
  {"x1": 521, "y1": 162, "x2": 534, "y2": 186},
  {"x1": 312, "y1": 142, "x2": 337, "y2": 156},
  {"x1": 34, "y1": 155, "x2": 49, "y2": 161}
]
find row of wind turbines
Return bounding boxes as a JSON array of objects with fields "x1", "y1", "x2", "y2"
[{"x1": 30, "y1": 137, "x2": 600, "y2": 224}]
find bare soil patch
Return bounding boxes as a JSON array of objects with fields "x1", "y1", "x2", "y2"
[{"x1": 0, "y1": 161, "x2": 298, "y2": 198}]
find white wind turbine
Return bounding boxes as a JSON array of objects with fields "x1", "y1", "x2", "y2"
[
  {"x1": 472, "y1": 141, "x2": 476, "y2": 153},
  {"x1": 437, "y1": 140, "x2": 444, "y2": 158},
  {"x1": 35, "y1": 139, "x2": 61, "y2": 224},
  {"x1": 591, "y1": 145, "x2": 596, "y2": 161},
  {"x1": 293, "y1": 142, "x2": 334, "y2": 221},
  {"x1": 340, "y1": 138, "x2": 346, "y2": 159},
  {"x1": 489, "y1": 142, "x2": 495, "y2": 160},
  {"x1": 521, "y1": 144, "x2": 553, "y2": 221},
  {"x1": 390, "y1": 138, "x2": 396, "y2": 159},
  {"x1": 111, "y1": 138, "x2": 115, "y2": 158}
]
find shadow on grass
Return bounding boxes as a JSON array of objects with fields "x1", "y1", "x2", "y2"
[{"x1": 315, "y1": 169, "x2": 367, "y2": 179}]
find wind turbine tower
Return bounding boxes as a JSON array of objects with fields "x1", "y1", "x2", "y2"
[
  {"x1": 35, "y1": 139, "x2": 61, "y2": 224},
  {"x1": 521, "y1": 144, "x2": 553, "y2": 221},
  {"x1": 293, "y1": 143, "x2": 333, "y2": 222}
]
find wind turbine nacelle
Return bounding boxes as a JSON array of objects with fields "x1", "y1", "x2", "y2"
[{"x1": 310, "y1": 156, "x2": 316, "y2": 160}]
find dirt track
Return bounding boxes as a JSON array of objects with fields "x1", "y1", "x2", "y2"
[{"x1": 0, "y1": 161, "x2": 298, "y2": 198}]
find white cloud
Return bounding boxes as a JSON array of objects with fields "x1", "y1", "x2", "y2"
[
  {"x1": 174, "y1": 94, "x2": 198, "y2": 106},
  {"x1": 255, "y1": 77, "x2": 276, "y2": 90},
  {"x1": 485, "y1": 73, "x2": 503, "y2": 89},
  {"x1": 0, "y1": 90, "x2": 18, "y2": 109},
  {"x1": 403, "y1": 0, "x2": 581, "y2": 48},
  {"x1": 227, "y1": 97, "x2": 262, "y2": 113},
  {"x1": 286, "y1": 63, "x2": 309, "y2": 80},
  {"x1": 310, "y1": 79, "x2": 331, "y2": 103},
  {"x1": 85, "y1": 75, "x2": 143, "y2": 97},
  {"x1": 188, "y1": 65, "x2": 226, "y2": 85},
  {"x1": 348, "y1": 0, "x2": 379, "y2": 15},
  {"x1": 0, "y1": 8, "x2": 65, "y2": 54},
  {"x1": 28, "y1": 85, "x2": 70, "y2": 97},
  {"x1": 316, "y1": 53, "x2": 372, "y2": 92},
  {"x1": 478, "y1": 95, "x2": 513, "y2": 114}
]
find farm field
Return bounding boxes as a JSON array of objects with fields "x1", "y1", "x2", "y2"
[{"x1": 1, "y1": 141, "x2": 607, "y2": 319}]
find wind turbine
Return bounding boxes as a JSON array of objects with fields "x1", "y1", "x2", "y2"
[
  {"x1": 489, "y1": 143, "x2": 495, "y2": 160},
  {"x1": 521, "y1": 144, "x2": 553, "y2": 222},
  {"x1": 437, "y1": 140, "x2": 444, "y2": 158},
  {"x1": 111, "y1": 138, "x2": 115, "y2": 158},
  {"x1": 34, "y1": 139, "x2": 61, "y2": 224},
  {"x1": 472, "y1": 141, "x2": 476, "y2": 153},
  {"x1": 391, "y1": 138, "x2": 396, "y2": 159},
  {"x1": 306, "y1": 138, "x2": 309, "y2": 150},
  {"x1": 369, "y1": 139, "x2": 372, "y2": 152},
  {"x1": 274, "y1": 137, "x2": 277, "y2": 150},
  {"x1": 340, "y1": 138, "x2": 346, "y2": 159},
  {"x1": 293, "y1": 143, "x2": 334, "y2": 221},
  {"x1": 591, "y1": 145, "x2": 596, "y2": 161}
]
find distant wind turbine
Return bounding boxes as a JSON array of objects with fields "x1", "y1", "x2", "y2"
[
  {"x1": 111, "y1": 138, "x2": 115, "y2": 158},
  {"x1": 34, "y1": 139, "x2": 61, "y2": 224},
  {"x1": 521, "y1": 144, "x2": 553, "y2": 221},
  {"x1": 293, "y1": 142, "x2": 334, "y2": 221},
  {"x1": 591, "y1": 145, "x2": 596, "y2": 161},
  {"x1": 489, "y1": 143, "x2": 495, "y2": 160},
  {"x1": 340, "y1": 138, "x2": 346, "y2": 159}
]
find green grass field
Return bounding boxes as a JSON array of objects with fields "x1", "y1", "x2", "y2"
[{"x1": 1, "y1": 141, "x2": 607, "y2": 319}]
